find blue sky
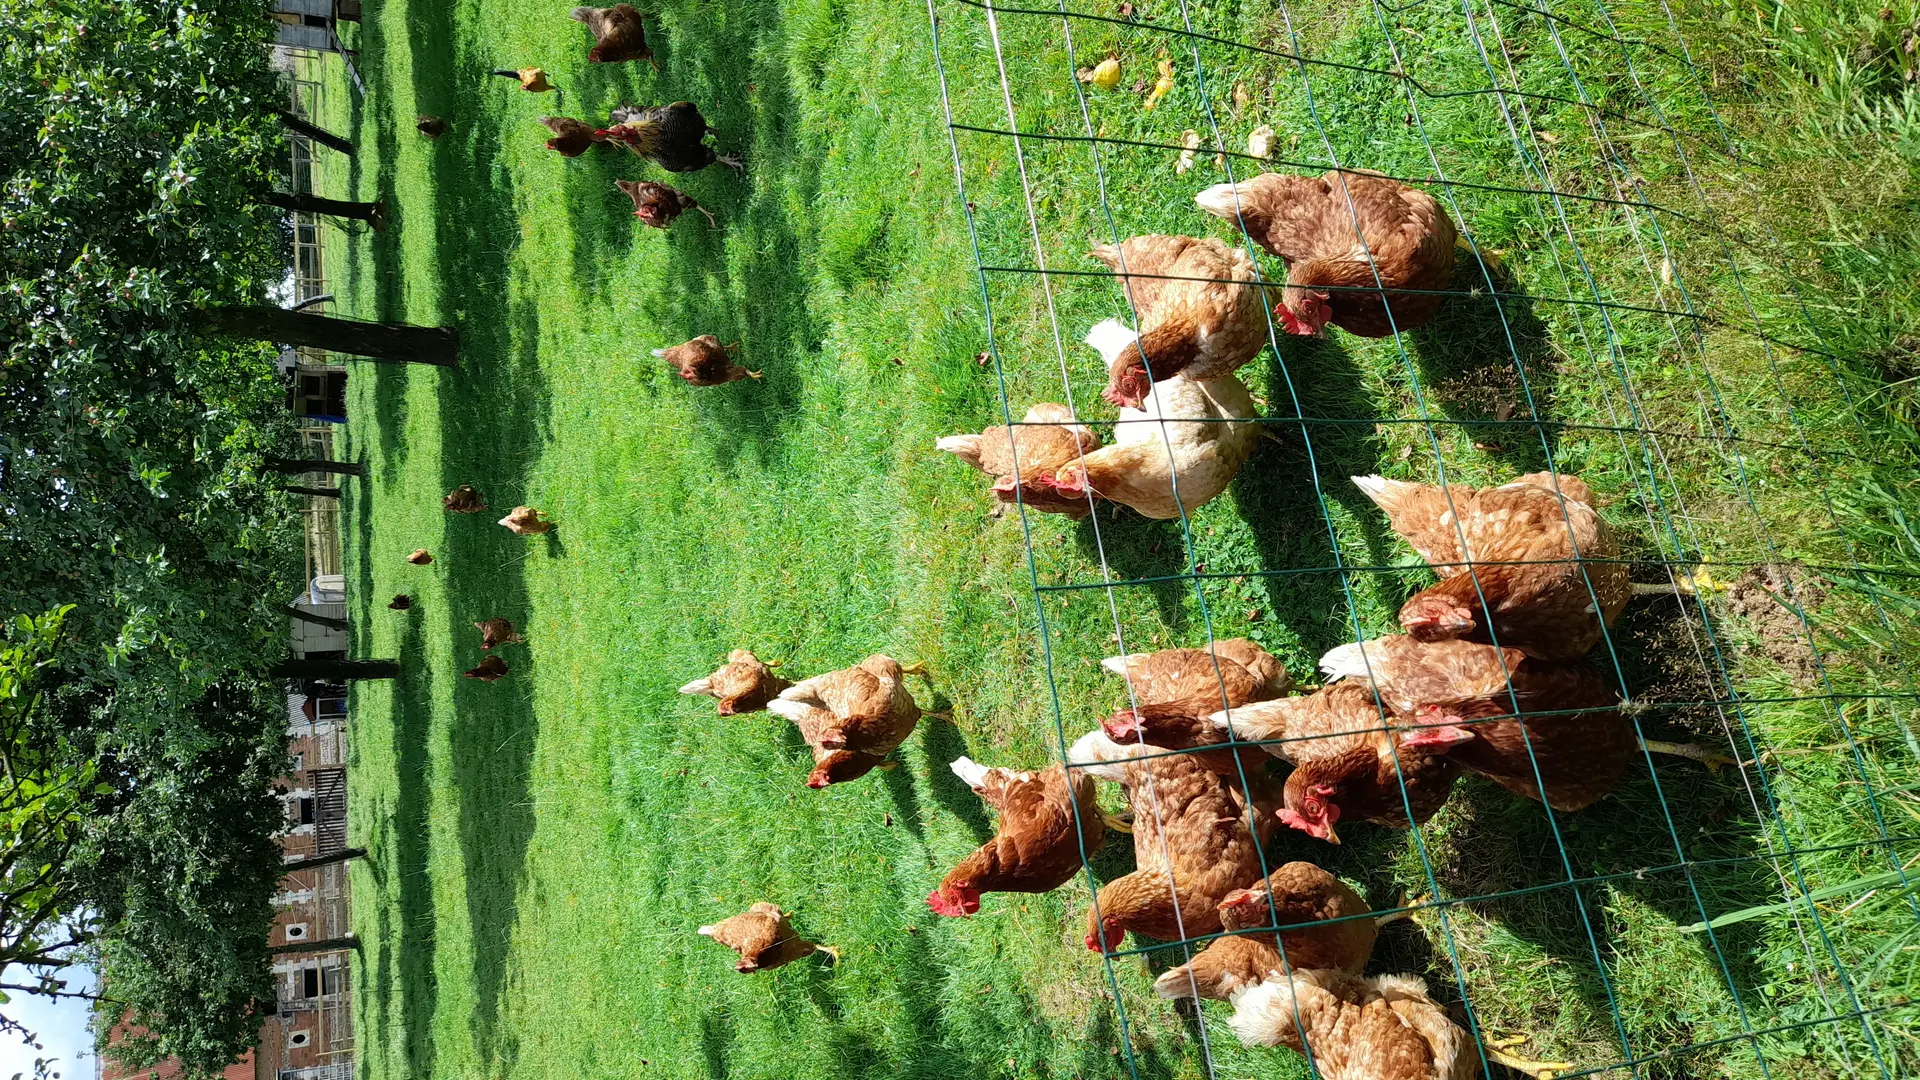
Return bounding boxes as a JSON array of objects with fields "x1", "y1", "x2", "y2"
[{"x1": 0, "y1": 966, "x2": 95, "y2": 1080}]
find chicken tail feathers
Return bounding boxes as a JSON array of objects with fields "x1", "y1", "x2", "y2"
[
  {"x1": 570, "y1": 6, "x2": 595, "y2": 22},
  {"x1": 934, "y1": 433, "x2": 984, "y2": 469},
  {"x1": 1153, "y1": 966, "x2": 1199, "y2": 1000},
  {"x1": 1318, "y1": 640, "x2": 1377, "y2": 684},
  {"x1": 696, "y1": 924, "x2": 718, "y2": 937},
  {"x1": 1351, "y1": 473, "x2": 1428, "y2": 515},
  {"x1": 679, "y1": 677, "x2": 713, "y2": 696},
  {"x1": 949, "y1": 756, "x2": 991, "y2": 789}
]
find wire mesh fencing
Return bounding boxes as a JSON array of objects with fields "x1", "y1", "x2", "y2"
[{"x1": 924, "y1": 0, "x2": 1920, "y2": 1075}]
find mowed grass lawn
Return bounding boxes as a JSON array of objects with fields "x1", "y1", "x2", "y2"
[{"x1": 320, "y1": 0, "x2": 1920, "y2": 1077}]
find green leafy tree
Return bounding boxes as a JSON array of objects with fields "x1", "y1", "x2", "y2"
[{"x1": 0, "y1": 1, "x2": 326, "y2": 1074}]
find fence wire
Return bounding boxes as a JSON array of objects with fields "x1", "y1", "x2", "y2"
[{"x1": 926, "y1": 0, "x2": 1920, "y2": 1076}]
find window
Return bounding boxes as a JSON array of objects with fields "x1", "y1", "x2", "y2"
[
  {"x1": 298, "y1": 798, "x2": 316, "y2": 825},
  {"x1": 285, "y1": 923, "x2": 309, "y2": 942},
  {"x1": 289, "y1": 752, "x2": 305, "y2": 773},
  {"x1": 287, "y1": 1030, "x2": 311, "y2": 1050},
  {"x1": 301, "y1": 967, "x2": 319, "y2": 999}
]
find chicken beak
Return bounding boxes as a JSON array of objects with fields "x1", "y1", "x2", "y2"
[{"x1": 1322, "y1": 822, "x2": 1342, "y2": 845}]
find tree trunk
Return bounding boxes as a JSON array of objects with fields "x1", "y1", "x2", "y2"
[
  {"x1": 269, "y1": 658, "x2": 399, "y2": 681},
  {"x1": 263, "y1": 190, "x2": 384, "y2": 228},
  {"x1": 263, "y1": 457, "x2": 366, "y2": 477},
  {"x1": 200, "y1": 307, "x2": 458, "y2": 365},
  {"x1": 281, "y1": 848, "x2": 367, "y2": 874},
  {"x1": 270, "y1": 935, "x2": 358, "y2": 956},
  {"x1": 282, "y1": 485, "x2": 343, "y2": 500},
  {"x1": 282, "y1": 606, "x2": 350, "y2": 632},
  {"x1": 277, "y1": 111, "x2": 354, "y2": 156}
]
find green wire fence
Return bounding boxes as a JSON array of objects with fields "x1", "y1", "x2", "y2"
[{"x1": 926, "y1": 0, "x2": 1920, "y2": 1075}]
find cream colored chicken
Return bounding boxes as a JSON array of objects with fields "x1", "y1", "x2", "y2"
[
  {"x1": 936, "y1": 403, "x2": 1102, "y2": 519},
  {"x1": 1229, "y1": 969, "x2": 1573, "y2": 1079},
  {"x1": 1090, "y1": 235, "x2": 1274, "y2": 408},
  {"x1": 679, "y1": 649, "x2": 790, "y2": 715},
  {"x1": 1026, "y1": 320, "x2": 1260, "y2": 521}
]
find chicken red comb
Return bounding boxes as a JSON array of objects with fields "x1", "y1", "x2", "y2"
[
  {"x1": 1401, "y1": 723, "x2": 1476, "y2": 751},
  {"x1": 1276, "y1": 303, "x2": 1313, "y2": 337},
  {"x1": 1102, "y1": 709, "x2": 1142, "y2": 741},
  {"x1": 927, "y1": 887, "x2": 979, "y2": 918}
]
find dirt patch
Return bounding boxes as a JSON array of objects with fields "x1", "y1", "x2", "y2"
[{"x1": 1723, "y1": 562, "x2": 1828, "y2": 685}]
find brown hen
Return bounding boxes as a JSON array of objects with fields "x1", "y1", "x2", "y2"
[
  {"x1": 654, "y1": 335, "x2": 758, "y2": 385},
  {"x1": 936, "y1": 403, "x2": 1103, "y2": 519},
  {"x1": 1195, "y1": 170, "x2": 1456, "y2": 338},
  {"x1": 679, "y1": 649, "x2": 790, "y2": 715},
  {"x1": 474, "y1": 617, "x2": 524, "y2": 651},
  {"x1": 1099, "y1": 640, "x2": 1290, "y2": 775},
  {"x1": 572, "y1": 5, "x2": 656, "y2": 67},
  {"x1": 1071, "y1": 731, "x2": 1264, "y2": 951},
  {"x1": 769, "y1": 655, "x2": 930, "y2": 760},
  {"x1": 927, "y1": 758, "x2": 1109, "y2": 918},
  {"x1": 1355, "y1": 471, "x2": 1625, "y2": 661},
  {"x1": 1323, "y1": 635, "x2": 1728, "y2": 811},
  {"x1": 1155, "y1": 862, "x2": 1375, "y2": 1001},
  {"x1": 617, "y1": 179, "x2": 716, "y2": 229},
  {"x1": 697, "y1": 903, "x2": 837, "y2": 972},
  {"x1": 1090, "y1": 235, "x2": 1274, "y2": 407},
  {"x1": 1207, "y1": 681, "x2": 1464, "y2": 843},
  {"x1": 443, "y1": 484, "x2": 486, "y2": 513},
  {"x1": 539, "y1": 116, "x2": 602, "y2": 157}
]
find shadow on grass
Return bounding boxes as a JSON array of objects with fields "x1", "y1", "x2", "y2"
[
  {"x1": 920, "y1": 719, "x2": 994, "y2": 844},
  {"x1": 386, "y1": 7, "x2": 551, "y2": 1073},
  {"x1": 1072, "y1": 513, "x2": 1192, "y2": 625},
  {"x1": 1239, "y1": 337, "x2": 1399, "y2": 658},
  {"x1": 624, "y1": 2, "x2": 814, "y2": 474},
  {"x1": 1408, "y1": 259, "x2": 1559, "y2": 476},
  {"x1": 389, "y1": 612, "x2": 438, "y2": 1080}
]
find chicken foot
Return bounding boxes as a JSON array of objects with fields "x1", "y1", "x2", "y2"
[
  {"x1": 1097, "y1": 807, "x2": 1134, "y2": 834},
  {"x1": 1639, "y1": 738, "x2": 1738, "y2": 772},
  {"x1": 1483, "y1": 1033, "x2": 1574, "y2": 1079},
  {"x1": 1629, "y1": 565, "x2": 1728, "y2": 598}
]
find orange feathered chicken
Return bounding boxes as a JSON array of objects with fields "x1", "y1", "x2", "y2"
[
  {"x1": 1207, "y1": 681, "x2": 1464, "y2": 843},
  {"x1": 539, "y1": 116, "x2": 602, "y2": 157},
  {"x1": 1154, "y1": 862, "x2": 1375, "y2": 1002},
  {"x1": 1090, "y1": 235, "x2": 1274, "y2": 408},
  {"x1": 1099, "y1": 640, "x2": 1291, "y2": 776},
  {"x1": 927, "y1": 758, "x2": 1111, "y2": 918},
  {"x1": 697, "y1": 903, "x2": 837, "y2": 972},
  {"x1": 679, "y1": 649, "x2": 789, "y2": 715},
  {"x1": 654, "y1": 335, "x2": 757, "y2": 385},
  {"x1": 1323, "y1": 634, "x2": 1729, "y2": 811},
  {"x1": 936, "y1": 403, "x2": 1103, "y2": 519},
  {"x1": 1071, "y1": 731, "x2": 1264, "y2": 952},
  {"x1": 1354, "y1": 471, "x2": 1625, "y2": 661},
  {"x1": 617, "y1": 179, "x2": 717, "y2": 229},
  {"x1": 1194, "y1": 170, "x2": 1456, "y2": 338}
]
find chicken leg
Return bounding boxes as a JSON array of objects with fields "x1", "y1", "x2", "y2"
[
  {"x1": 1640, "y1": 738, "x2": 1738, "y2": 771},
  {"x1": 1483, "y1": 1033, "x2": 1574, "y2": 1079}
]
